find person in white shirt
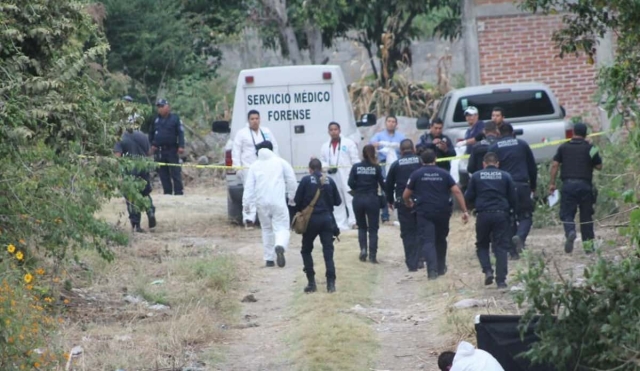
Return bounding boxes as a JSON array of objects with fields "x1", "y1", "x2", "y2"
[
  {"x1": 232, "y1": 110, "x2": 279, "y2": 226},
  {"x1": 319, "y1": 122, "x2": 360, "y2": 231},
  {"x1": 438, "y1": 341, "x2": 504, "y2": 371},
  {"x1": 243, "y1": 141, "x2": 297, "y2": 268}
]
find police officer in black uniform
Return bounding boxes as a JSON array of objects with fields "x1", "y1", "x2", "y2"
[
  {"x1": 385, "y1": 139, "x2": 422, "y2": 271},
  {"x1": 549, "y1": 123, "x2": 603, "y2": 253},
  {"x1": 415, "y1": 118, "x2": 456, "y2": 172},
  {"x1": 488, "y1": 123, "x2": 537, "y2": 257},
  {"x1": 403, "y1": 149, "x2": 469, "y2": 279},
  {"x1": 148, "y1": 98, "x2": 185, "y2": 195},
  {"x1": 294, "y1": 159, "x2": 342, "y2": 293},
  {"x1": 467, "y1": 121, "x2": 500, "y2": 175},
  {"x1": 348, "y1": 144, "x2": 385, "y2": 263},
  {"x1": 464, "y1": 152, "x2": 517, "y2": 288},
  {"x1": 114, "y1": 125, "x2": 157, "y2": 233}
]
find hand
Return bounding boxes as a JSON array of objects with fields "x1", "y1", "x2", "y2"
[
  {"x1": 456, "y1": 141, "x2": 466, "y2": 148},
  {"x1": 405, "y1": 199, "x2": 414, "y2": 209},
  {"x1": 438, "y1": 141, "x2": 447, "y2": 151},
  {"x1": 288, "y1": 199, "x2": 296, "y2": 207},
  {"x1": 150, "y1": 146, "x2": 157, "y2": 154},
  {"x1": 549, "y1": 184, "x2": 556, "y2": 195},
  {"x1": 462, "y1": 211, "x2": 469, "y2": 224},
  {"x1": 178, "y1": 147, "x2": 184, "y2": 154},
  {"x1": 388, "y1": 203, "x2": 394, "y2": 211}
]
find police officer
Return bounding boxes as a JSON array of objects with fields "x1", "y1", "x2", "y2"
[
  {"x1": 467, "y1": 121, "x2": 500, "y2": 175},
  {"x1": 385, "y1": 139, "x2": 422, "y2": 271},
  {"x1": 464, "y1": 152, "x2": 517, "y2": 288},
  {"x1": 488, "y1": 123, "x2": 537, "y2": 257},
  {"x1": 114, "y1": 124, "x2": 157, "y2": 233},
  {"x1": 416, "y1": 118, "x2": 456, "y2": 172},
  {"x1": 549, "y1": 123, "x2": 602, "y2": 253},
  {"x1": 294, "y1": 159, "x2": 342, "y2": 293},
  {"x1": 148, "y1": 98, "x2": 185, "y2": 195},
  {"x1": 348, "y1": 144, "x2": 385, "y2": 263},
  {"x1": 403, "y1": 149, "x2": 469, "y2": 279}
]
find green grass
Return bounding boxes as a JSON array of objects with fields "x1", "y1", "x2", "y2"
[{"x1": 286, "y1": 236, "x2": 382, "y2": 371}]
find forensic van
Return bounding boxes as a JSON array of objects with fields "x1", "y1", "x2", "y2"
[{"x1": 211, "y1": 65, "x2": 375, "y2": 224}]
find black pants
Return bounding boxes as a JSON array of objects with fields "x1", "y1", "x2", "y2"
[
  {"x1": 560, "y1": 179, "x2": 595, "y2": 241},
  {"x1": 156, "y1": 149, "x2": 183, "y2": 195},
  {"x1": 353, "y1": 193, "x2": 380, "y2": 254},
  {"x1": 397, "y1": 203, "x2": 419, "y2": 270},
  {"x1": 301, "y1": 212, "x2": 336, "y2": 280},
  {"x1": 476, "y1": 211, "x2": 510, "y2": 284},
  {"x1": 125, "y1": 172, "x2": 155, "y2": 226},
  {"x1": 416, "y1": 211, "x2": 451, "y2": 275},
  {"x1": 514, "y1": 182, "x2": 534, "y2": 246}
]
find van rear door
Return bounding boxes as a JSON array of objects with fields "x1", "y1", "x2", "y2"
[
  {"x1": 244, "y1": 82, "x2": 335, "y2": 172},
  {"x1": 244, "y1": 86, "x2": 293, "y2": 163}
]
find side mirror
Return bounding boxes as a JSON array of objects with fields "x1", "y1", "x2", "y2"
[
  {"x1": 356, "y1": 113, "x2": 377, "y2": 127},
  {"x1": 560, "y1": 105, "x2": 566, "y2": 118},
  {"x1": 416, "y1": 116, "x2": 431, "y2": 130},
  {"x1": 212, "y1": 120, "x2": 230, "y2": 133}
]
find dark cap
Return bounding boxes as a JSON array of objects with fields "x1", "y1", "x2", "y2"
[
  {"x1": 256, "y1": 140, "x2": 273, "y2": 151},
  {"x1": 122, "y1": 95, "x2": 133, "y2": 102},
  {"x1": 574, "y1": 122, "x2": 588, "y2": 137},
  {"x1": 155, "y1": 98, "x2": 168, "y2": 107}
]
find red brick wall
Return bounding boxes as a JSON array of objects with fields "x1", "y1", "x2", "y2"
[{"x1": 477, "y1": 14, "x2": 600, "y2": 123}]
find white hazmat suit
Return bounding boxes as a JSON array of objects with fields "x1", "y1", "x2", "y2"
[
  {"x1": 232, "y1": 124, "x2": 279, "y2": 223},
  {"x1": 242, "y1": 148, "x2": 297, "y2": 263},
  {"x1": 450, "y1": 341, "x2": 504, "y2": 371},
  {"x1": 320, "y1": 136, "x2": 359, "y2": 231}
]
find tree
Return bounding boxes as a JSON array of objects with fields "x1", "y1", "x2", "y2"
[
  {"x1": 514, "y1": 2, "x2": 640, "y2": 369},
  {"x1": 101, "y1": 0, "x2": 222, "y2": 102}
]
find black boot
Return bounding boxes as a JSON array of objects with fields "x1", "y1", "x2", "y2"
[
  {"x1": 304, "y1": 276, "x2": 317, "y2": 293},
  {"x1": 132, "y1": 223, "x2": 145, "y2": 233},
  {"x1": 369, "y1": 252, "x2": 378, "y2": 264},
  {"x1": 148, "y1": 211, "x2": 157, "y2": 229},
  {"x1": 327, "y1": 279, "x2": 336, "y2": 293},
  {"x1": 359, "y1": 248, "x2": 367, "y2": 262}
]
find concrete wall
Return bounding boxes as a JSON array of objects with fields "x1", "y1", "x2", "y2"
[{"x1": 216, "y1": 28, "x2": 466, "y2": 87}]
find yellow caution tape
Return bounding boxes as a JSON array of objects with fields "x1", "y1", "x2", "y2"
[{"x1": 82, "y1": 131, "x2": 608, "y2": 170}]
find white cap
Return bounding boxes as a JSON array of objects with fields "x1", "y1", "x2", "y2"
[{"x1": 464, "y1": 106, "x2": 479, "y2": 115}]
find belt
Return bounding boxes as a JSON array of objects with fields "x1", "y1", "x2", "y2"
[
  {"x1": 564, "y1": 178, "x2": 591, "y2": 183},
  {"x1": 477, "y1": 210, "x2": 507, "y2": 214}
]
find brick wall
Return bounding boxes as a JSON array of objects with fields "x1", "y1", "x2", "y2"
[{"x1": 476, "y1": 13, "x2": 600, "y2": 123}]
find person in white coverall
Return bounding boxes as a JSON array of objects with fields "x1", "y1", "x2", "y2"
[
  {"x1": 242, "y1": 141, "x2": 297, "y2": 268},
  {"x1": 232, "y1": 109, "x2": 279, "y2": 226},
  {"x1": 440, "y1": 341, "x2": 504, "y2": 371},
  {"x1": 320, "y1": 122, "x2": 360, "y2": 231}
]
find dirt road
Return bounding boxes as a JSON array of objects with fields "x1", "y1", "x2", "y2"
[{"x1": 62, "y1": 187, "x2": 592, "y2": 370}]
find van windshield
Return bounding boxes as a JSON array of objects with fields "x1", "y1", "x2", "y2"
[{"x1": 452, "y1": 90, "x2": 556, "y2": 123}]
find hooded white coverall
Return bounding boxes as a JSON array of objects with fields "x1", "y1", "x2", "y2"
[
  {"x1": 242, "y1": 148, "x2": 297, "y2": 262},
  {"x1": 320, "y1": 136, "x2": 360, "y2": 231},
  {"x1": 450, "y1": 341, "x2": 504, "y2": 371},
  {"x1": 232, "y1": 124, "x2": 279, "y2": 223}
]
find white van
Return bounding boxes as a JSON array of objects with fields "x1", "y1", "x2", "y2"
[{"x1": 211, "y1": 65, "x2": 375, "y2": 224}]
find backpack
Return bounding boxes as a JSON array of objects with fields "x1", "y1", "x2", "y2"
[{"x1": 291, "y1": 175, "x2": 325, "y2": 234}]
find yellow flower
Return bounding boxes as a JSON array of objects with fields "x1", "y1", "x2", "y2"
[
  {"x1": 24, "y1": 273, "x2": 33, "y2": 284},
  {"x1": 34, "y1": 362, "x2": 40, "y2": 368},
  {"x1": 63, "y1": 299, "x2": 70, "y2": 304},
  {"x1": 35, "y1": 268, "x2": 45, "y2": 275},
  {"x1": 16, "y1": 251, "x2": 24, "y2": 261},
  {"x1": 7, "y1": 244, "x2": 15, "y2": 254},
  {"x1": 26, "y1": 285, "x2": 33, "y2": 291}
]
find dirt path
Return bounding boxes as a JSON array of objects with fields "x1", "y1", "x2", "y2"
[{"x1": 215, "y1": 232, "x2": 302, "y2": 370}]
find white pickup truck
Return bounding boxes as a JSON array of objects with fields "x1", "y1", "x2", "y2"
[{"x1": 425, "y1": 82, "x2": 575, "y2": 190}]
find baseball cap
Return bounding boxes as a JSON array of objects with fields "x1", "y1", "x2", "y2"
[
  {"x1": 464, "y1": 106, "x2": 479, "y2": 115},
  {"x1": 122, "y1": 95, "x2": 133, "y2": 102},
  {"x1": 155, "y1": 98, "x2": 168, "y2": 107}
]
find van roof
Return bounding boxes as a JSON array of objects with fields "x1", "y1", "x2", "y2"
[{"x1": 238, "y1": 65, "x2": 343, "y2": 75}]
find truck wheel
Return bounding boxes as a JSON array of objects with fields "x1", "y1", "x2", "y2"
[{"x1": 227, "y1": 193, "x2": 243, "y2": 225}]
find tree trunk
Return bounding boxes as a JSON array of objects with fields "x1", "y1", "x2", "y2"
[
  {"x1": 260, "y1": 0, "x2": 302, "y2": 65},
  {"x1": 306, "y1": 22, "x2": 324, "y2": 64}
]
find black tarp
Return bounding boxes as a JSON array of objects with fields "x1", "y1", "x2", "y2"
[{"x1": 475, "y1": 315, "x2": 558, "y2": 371}]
